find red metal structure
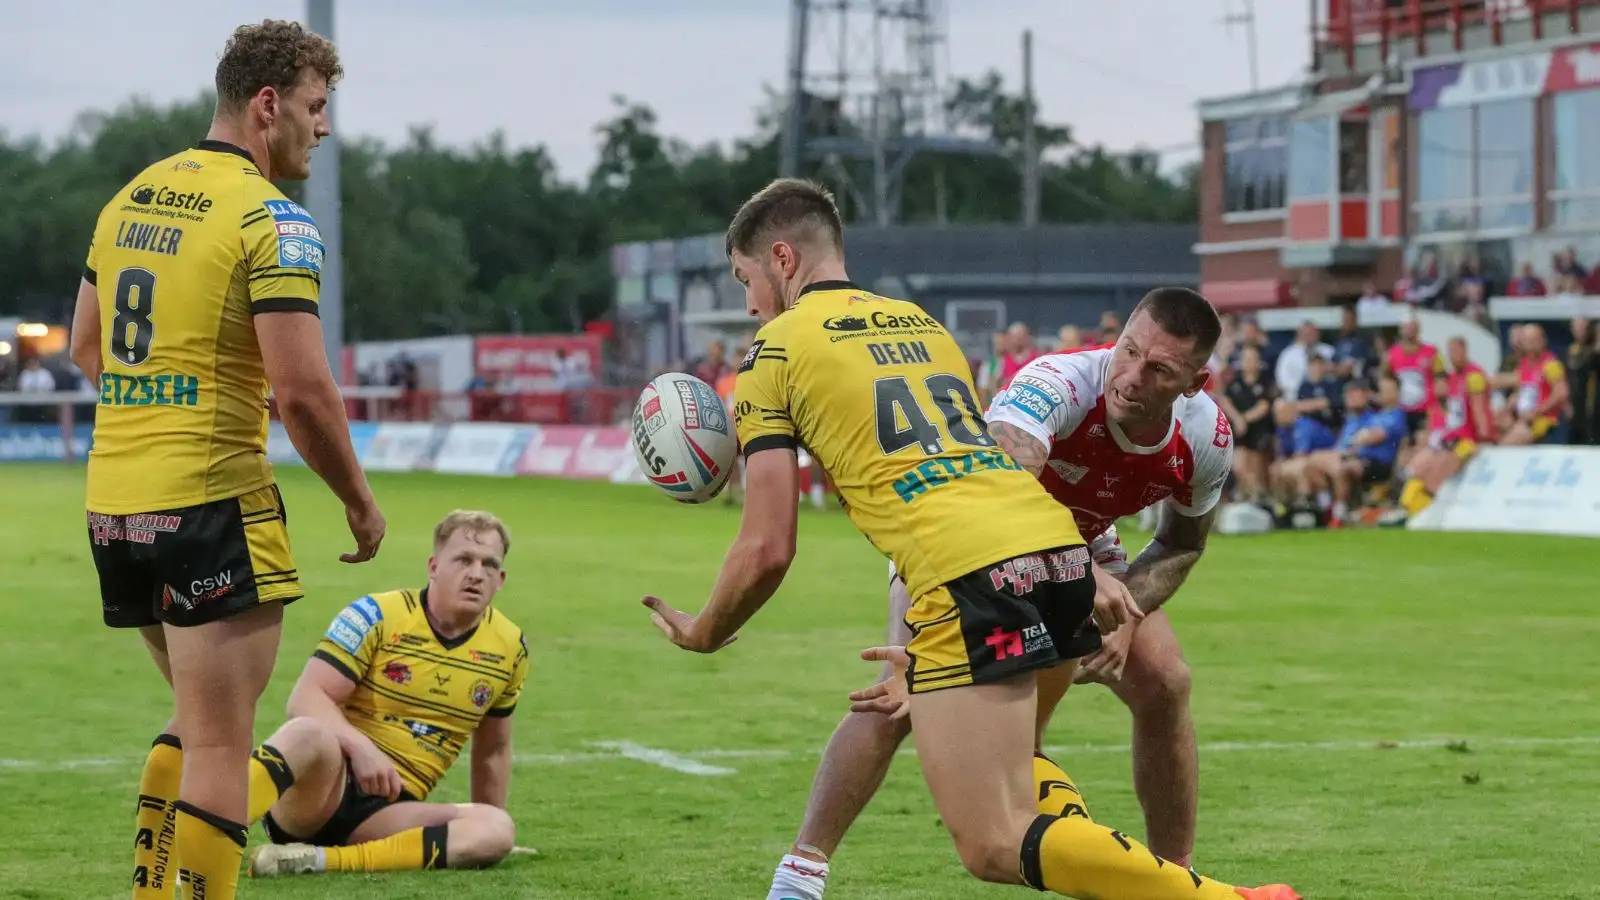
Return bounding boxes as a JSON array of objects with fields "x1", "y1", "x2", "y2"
[{"x1": 1316, "y1": 0, "x2": 1598, "y2": 71}]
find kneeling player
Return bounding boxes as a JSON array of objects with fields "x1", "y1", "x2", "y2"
[
  {"x1": 243, "y1": 510, "x2": 528, "y2": 877},
  {"x1": 765, "y1": 292, "x2": 1242, "y2": 900}
]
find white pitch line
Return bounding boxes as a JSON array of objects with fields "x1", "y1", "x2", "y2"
[
  {"x1": 588, "y1": 741, "x2": 739, "y2": 776},
  {"x1": 5, "y1": 735, "x2": 1598, "y2": 776}
]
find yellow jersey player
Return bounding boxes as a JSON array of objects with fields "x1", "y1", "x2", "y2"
[
  {"x1": 639, "y1": 179, "x2": 1298, "y2": 900},
  {"x1": 242, "y1": 511, "x2": 527, "y2": 878},
  {"x1": 67, "y1": 21, "x2": 384, "y2": 900}
]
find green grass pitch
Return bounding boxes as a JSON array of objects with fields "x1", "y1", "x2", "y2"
[{"x1": 1, "y1": 463, "x2": 1596, "y2": 899}]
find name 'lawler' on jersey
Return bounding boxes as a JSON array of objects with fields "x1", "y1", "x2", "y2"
[
  {"x1": 315, "y1": 588, "x2": 530, "y2": 800},
  {"x1": 986, "y1": 347, "x2": 1234, "y2": 542},
  {"x1": 732, "y1": 282, "x2": 1085, "y2": 602},
  {"x1": 82, "y1": 141, "x2": 325, "y2": 514}
]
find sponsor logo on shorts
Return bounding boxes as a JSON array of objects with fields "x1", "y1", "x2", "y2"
[
  {"x1": 985, "y1": 622, "x2": 1053, "y2": 661},
  {"x1": 987, "y1": 546, "x2": 1090, "y2": 595},
  {"x1": 87, "y1": 511, "x2": 182, "y2": 546}
]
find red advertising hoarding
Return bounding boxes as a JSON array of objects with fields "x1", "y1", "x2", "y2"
[{"x1": 474, "y1": 334, "x2": 603, "y2": 392}]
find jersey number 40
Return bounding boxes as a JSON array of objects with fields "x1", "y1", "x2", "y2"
[{"x1": 874, "y1": 375, "x2": 996, "y2": 457}]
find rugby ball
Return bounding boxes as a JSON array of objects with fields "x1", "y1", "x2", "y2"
[{"x1": 631, "y1": 373, "x2": 738, "y2": 503}]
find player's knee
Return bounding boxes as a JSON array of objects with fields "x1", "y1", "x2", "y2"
[
  {"x1": 454, "y1": 805, "x2": 515, "y2": 868},
  {"x1": 1131, "y1": 656, "x2": 1192, "y2": 713},
  {"x1": 950, "y1": 829, "x2": 1026, "y2": 884},
  {"x1": 267, "y1": 716, "x2": 341, "y2": 771}
]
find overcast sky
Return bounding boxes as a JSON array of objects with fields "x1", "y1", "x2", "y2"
[{"x1": 1, "y1": 0, "x2": 1310, "y2": 180}]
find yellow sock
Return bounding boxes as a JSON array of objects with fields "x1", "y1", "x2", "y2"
[
  {"x1": 1022, "y1": 814, "x2": 1240, "y2": 899},
  {"x1": 323, "y1": 824, "x2": 449, "y2": 872},
  {"x1": 132, "y1": 734, "x2": 182, "y2": 899},
  {"x1": 246, "y1": 743, "x2": 295, "y2": 824},
  {"x1": 1033, "y1": 752, "x2": 1092, "y2": 820},
  {"x1": 1399, "y1": 478, "x2": 1433, "y2": 516},
  {"x1": 173, "y1": 802, "x2": 246, "y2": 900}
]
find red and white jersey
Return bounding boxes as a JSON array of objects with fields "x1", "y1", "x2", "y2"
[{"x1": 985, "y1": 348, "x2": 1234, "y2": 543}]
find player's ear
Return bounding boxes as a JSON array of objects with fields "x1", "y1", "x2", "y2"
[
  {"x1": 1184, "y1": 365, "x2": 1211, "y2": 398},
  {"x1": 771, "y1": 240, "x2": 797, "y2": 279}
]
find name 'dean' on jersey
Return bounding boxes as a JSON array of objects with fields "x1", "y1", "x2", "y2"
[
  {"x1": 82, "y1": 142, "x2": 326, "y2": 515},
  {"x1": 730, "y1": 282, "x2": 1084, "y2": 602},
  {"x1": 985, "y1": 347, "x2": 1234, "y2": 540},
  {"x1": 315, "y1": 589, "x2": 530, "y2": 800}
]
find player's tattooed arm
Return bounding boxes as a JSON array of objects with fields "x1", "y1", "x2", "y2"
[
  {"x1": 990, "y1": 422, "x2": 1051, "y2": 478},
  {"x1": 1121, "y1": 504, "x2": 1218, "y2": 615}
]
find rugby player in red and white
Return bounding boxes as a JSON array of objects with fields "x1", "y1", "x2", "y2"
[{"x1": 766, "y1": 288, "x2": 1247, "y2": 900}]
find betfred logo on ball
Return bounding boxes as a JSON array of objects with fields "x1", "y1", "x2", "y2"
[{"x1": 631, "y1": 373, "x2": 738, "y2": 504}]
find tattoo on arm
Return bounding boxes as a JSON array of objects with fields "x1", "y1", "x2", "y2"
[
  {"x1": 1121, "y1": 505, "x2": 1217, "y2": 615},
  {"x1": 990, "y1": 422, "x2": 1051, "y2": 478}
]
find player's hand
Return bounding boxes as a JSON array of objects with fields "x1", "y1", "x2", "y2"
[
  {"x1": 1090, "y1": 564, "x2": 1142, "y2": 635},
  {"x1": 641, "y1": 596, "x2": 737, "y2": 653},
  {"x1": 346, "y1": 740, "x2": 404, "y2": 801},
  {"x1": 341, "y1": 500, "x2": 386, "y2": 564},
  {"x1": 1075, "y1": 620, "x2": 1135, "y2": 685},
  {"x1": 848, "y1": 645, "x2": 912, "y2": 721}
]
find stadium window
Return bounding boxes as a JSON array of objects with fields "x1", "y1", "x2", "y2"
[
  {"x1": 1474, "y1": 98, "x2": 1534, "y2": 231},
  {"x1": 1338, "y1": 119, "x2": 1369, "y2": 194},
  {"x1": 1550, "y1": 88, "x2": 1600, "y2": 227},
  {"x1": 1288, "y1": 117, "x2": 1333, "y2": 201},
  {"x1": 1414, "y1": 100, "x2": 1534, "y2": 235},
  {"x1": 1223, "y1": 116, "x2": 1287, "y2": 215},
  {"x1": 1414, "y1": 106, "x2": 1476, "y2": 234}
]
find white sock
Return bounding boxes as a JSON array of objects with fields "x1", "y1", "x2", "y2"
[
  {"x1": 1333, "y1": 501, "x2": 1348, "y2": 520},
  {"x1": 1316, "y1": 490, "x2": 1332, "y2": 508},
  {"x1": 767, "y1": 854, "x2": 828, "y2": 900},
  {"x1": 809, "y1": 484, "x2": 824, "y2": 508}
]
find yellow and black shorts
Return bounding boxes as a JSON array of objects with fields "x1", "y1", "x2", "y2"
[
  {"x1": 88, "y1": 483, "x2": 301, "y2": 629},
  {"x1": 263, "y1": 767, "x2": 418, "y2": 847},
  {"x1": 901, "y1": 545, "x2": 1098, "y2": 694}
]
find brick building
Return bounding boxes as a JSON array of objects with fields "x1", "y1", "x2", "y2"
[{"x1": 1196, "y1": 0, "x2": 1600, "y2": 312}]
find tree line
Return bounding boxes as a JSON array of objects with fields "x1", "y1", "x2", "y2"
[{"x1": 0, "y1": 72, "x2": 1196, "y2": 341}]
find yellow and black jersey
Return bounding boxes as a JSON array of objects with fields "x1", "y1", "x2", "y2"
[
  {"x1": 314, "y1": 588, "x2": 529, "y2": 800},
  {"x1": 733, "y1": 281, "x2": 1084, "y2": 601},
  {"x1": 83, "y1": 140, "x2": 324, "y2": 514}
]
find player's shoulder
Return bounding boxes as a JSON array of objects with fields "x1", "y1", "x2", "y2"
[
  {"x1": 478, "y1": 608, "x2": 529, "y2": 662},
  {"x1": 1019, "y1": 347, "x2": 1109, "y2": 393},
  {"x1": 1176, "y1": 390, "x2": 1232, "y2": 464},
  {"x1": 321, "y1": 591, "x2": 403, "y2": 656}
]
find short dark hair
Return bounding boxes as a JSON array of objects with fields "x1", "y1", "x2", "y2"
[
  {"x1": 216, "y1": 20, "x2": 343, "y2": 112},
  {"x1": 1129, "y1": 287, "x2": 1223, "y2": 360},
  {"x1": 725, "y1": 178, "x2": 845, "y2": 259}
]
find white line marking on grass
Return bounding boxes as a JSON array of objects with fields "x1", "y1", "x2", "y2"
[
  {"x1": 588, "y1": 741, "x2": 739, "y2": 776},
  {"x1": 7, "y1": 735, "x2": 1599, "y2": 776}
]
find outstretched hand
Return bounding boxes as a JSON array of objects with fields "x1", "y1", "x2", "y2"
[
  {"x1": 847, "y1": 645, "x2": 912, "y2": 721},
  {"x1": 641, "y1": 595, "x2": 738, "y2": 653}
]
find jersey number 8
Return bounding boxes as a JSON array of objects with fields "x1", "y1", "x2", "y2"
[
  {"x1": 110, "y1": 267, "x2": 157, "y2": 366},
  {"x1": 874, "y1": 374, "x2": 996, "y2": 457}
]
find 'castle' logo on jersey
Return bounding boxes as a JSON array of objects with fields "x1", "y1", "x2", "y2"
[
  {"x1": 125, "y1": 184, "x2": 214, "y2": 221},
  {"x1": 822, "y1": 314, "x2": 869, "y2": 332}
]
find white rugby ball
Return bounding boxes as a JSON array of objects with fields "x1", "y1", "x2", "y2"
[{"x1": 631, "y1": 372, "x2": 738, "y2": 503}]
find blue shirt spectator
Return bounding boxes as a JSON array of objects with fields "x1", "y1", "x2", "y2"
[{"x1": 1338, "y1": 406, "x2": 1408, "y2": 467}]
